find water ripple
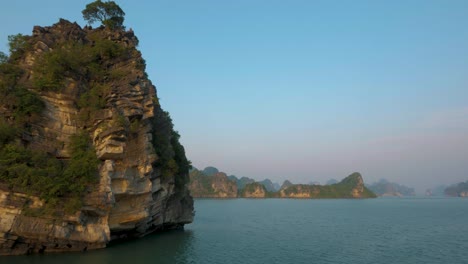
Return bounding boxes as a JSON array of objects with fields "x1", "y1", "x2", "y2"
[{"x1": 1, "y1": 198, "x2": 467, "y2": 264}]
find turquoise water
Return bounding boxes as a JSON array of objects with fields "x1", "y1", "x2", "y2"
[{"x1": 1, "y1": 198, "x2": 467, "y2": 263}]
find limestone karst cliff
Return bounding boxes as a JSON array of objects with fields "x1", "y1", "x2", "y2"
[
  {"x1": 0, "y1": 19, "x2": 193, "y2": 255},
  {"x1": 239, "y1": 182, "x2": 268, "y2": 198},
  {"x1": 189, "y1": 169, "x2": 237, "y2": 198},
  {"x1": 279, "y1": 173, "x2": 376, "y2": 198},
  {"x1": 189, "y1": 168, "x2": 376, "y2": 199},
  {"x1": 444, "y1": 181, "x2": 468, "y2": 197}
]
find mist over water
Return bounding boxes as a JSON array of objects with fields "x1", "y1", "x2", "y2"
[{"x1": 2, "y1": 198, "x2": 467, "y2": 264}]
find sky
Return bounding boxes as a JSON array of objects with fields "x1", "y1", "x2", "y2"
[{"x1": 1, "y1": 0, "x2": 467, "y2": 193}]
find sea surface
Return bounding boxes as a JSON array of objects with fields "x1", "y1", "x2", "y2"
[{"x1": 1, "y1": 197, "x2": 467, "y2": 264}]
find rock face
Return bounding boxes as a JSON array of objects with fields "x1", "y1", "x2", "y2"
[
  {"x1": 240, "y1": 182, "x2": 267, "y2": 198},
  {"x1": 188, "y1": 168, "x2": 376, "y2": 199},
  {"x1": 279, "y1": 173, "x2": 376, "y2": 198},
  {"x1": 0, "y1": 20, "x2": 193, "y2": 255},
  {"x1": 189, "y1": 169, "x2": 237, "y2": 198}
]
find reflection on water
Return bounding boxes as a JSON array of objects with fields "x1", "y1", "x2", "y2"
[{"x1": 0, "y1": 229, "x2": 195, "y2": 264}]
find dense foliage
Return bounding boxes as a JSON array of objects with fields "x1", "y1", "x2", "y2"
[
  {"x1": 7, "y1": 34, "x2": 30, "y2": 61},
  {"x1": 189, "y1": 168, "x2": 239, "y2": 198},
  {"x1": 82, "y1": 0, "x2": 125, "y2": 29},
  {"x1": 33, "y1": 36, "x2": 128, "y2": 92},
  {"x1": 0, "y1": 132, "x2": 99, "y2": 214},
  {"x1": 152, "y1": 110, "x2": 191, "y2": 191},
  {"x1": 285, "y1": 172, "x2": 376, "y2": 198},
  {"x1": 0, "y1": 51, "x2": 7, "y2": 64},
  {"x1": 0, "y1": 3, "x2": 191, "y2": 215},
  {"x1": 0, "y1": 31, "x2": 102, "y2": 215},
  {"x1": 31, "y1": 30, "x2": 134, "y2": 126},
  {"x1": 189, "y1": 169, "x2": 217, "y2": 195},
  {"x1": 0, "y1": 42, "x2": 45, "y2": 129},
  {"x1": 189, "y1": 169, "x2": 376, "y2": 198}
]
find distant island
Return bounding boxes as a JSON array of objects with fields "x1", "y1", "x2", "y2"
[
  {"x1": 367, "y1": 179, "x2": 415, "y2": 197},
  {"x1": 189, "y1": 167, "x2": 377, "y2": 199},
  {"x1": 444, "y1": 181, "x2": 468, "y2": 197}
]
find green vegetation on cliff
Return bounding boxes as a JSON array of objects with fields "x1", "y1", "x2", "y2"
[
  {"x1": 0, "y1": 131, "x2": 99, "y2": 214},
  {"x1": 82, "y1": 0, "x2": 125, "y2": 29},
  {"x1": 2, "y1": 13, "x2": 190, "y2": 215},
  {"x1": 189, "y1": 169, "x2": 216, "y2": 195},
  {"x1": 0, "y1": 2, "x2": 149, "y2": 213},
  {"x1": 152, "y1": 110, "x2": 191, "y2": 192},
  {"x1": 189, "y1": 168, "x2": 376, "y2": 199},
  {"x1": 189, "y1": 168, "x2": 237, "y2": 198},
  {"x1": 0, "y1": 27, "x2": 109, "y2": 214},
  {"x1": 280, "y1": 173, "x2": 377, "y2": 198},
  {"x1": 32, "y1": 33, "x2": 130, "y2": 96},
  {"x1": 0, "y1": 38, "x2": 44, "y2": 128},
  {"x1": 0, "y1": 1, "x2": 194, "y2": 255}
]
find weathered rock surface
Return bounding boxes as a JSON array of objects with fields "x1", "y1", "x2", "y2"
[
  {"x1": 189, "y1": 167, "x2": 376, "y2": 199},
  {"x1": 189, "y1": 169, "x2": 237, "y2": 198},
  {"x1": 239, "y1": 182, "x2": 267, "y2": 198},
  {"x1": 0, "y1": 19, "x2": 193, "y2": 255},
  {"x1": 279, "y1": 173, "x2": 376, "y2": 199}
]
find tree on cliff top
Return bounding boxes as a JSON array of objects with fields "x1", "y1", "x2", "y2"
[
  {"x1": 82, "y1": 0, "x2": 125, "y2": 29},
  {"x1": 0, "y1": 52, "x2": 7, "y2": 64}
]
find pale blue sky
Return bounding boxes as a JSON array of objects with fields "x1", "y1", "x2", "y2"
[{"x1": 1, "y1": 0, "x2": 467, "y2": 192}]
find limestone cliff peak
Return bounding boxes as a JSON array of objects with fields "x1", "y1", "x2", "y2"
[{"x1": 0, "y1": 18, "x2": 193, "y2": 255}]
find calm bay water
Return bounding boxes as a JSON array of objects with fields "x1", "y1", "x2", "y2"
[{"x1": 1, "y1": 197, "x2": 467, "y2": 264}]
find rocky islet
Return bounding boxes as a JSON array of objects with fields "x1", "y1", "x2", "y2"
[{"x1": 0, "y1": 19, "x2": 193, "y2": 255}]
